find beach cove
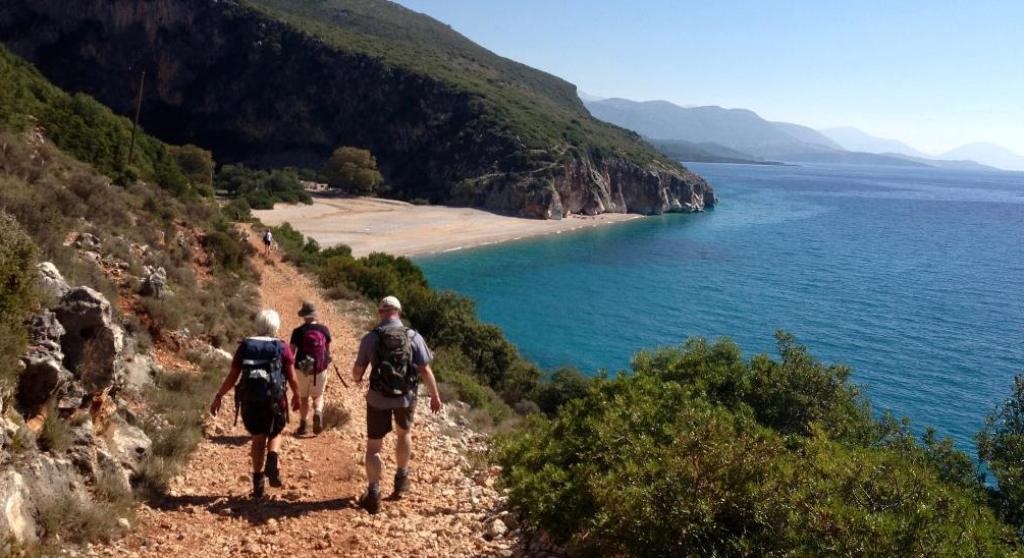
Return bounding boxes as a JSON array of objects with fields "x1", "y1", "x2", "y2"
[{"x1": 253, "y1": 196, "x2": 643, "y2": 257}]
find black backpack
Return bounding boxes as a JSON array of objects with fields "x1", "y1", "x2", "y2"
[
  {"x1": 369, "y1": 326, "x2": 418, "y2": 397},
  {"x1": 234, "y1": 338, "x2": 287, "y2": 422}
]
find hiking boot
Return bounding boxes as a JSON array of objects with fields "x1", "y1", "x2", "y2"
[
  {"x1": 392, "y1": 471, "x2": 410, "y2": 499},
  {"x1": 313, "y1": 413, "x2": 323, "y2": 435},
  {"x1": 358, "y1": 490, "x2": 380, "y2": 515},
  {"x1": 266, "y1": 453, "x2": 282, "y2": 488},
  {"x1": 252, "y1": 472, "x2": 266, "y2": 499},
  {"x1": 296, "y1": 419, "x2": 308, "y2": 436}
]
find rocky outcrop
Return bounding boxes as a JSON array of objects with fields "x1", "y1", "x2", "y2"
[
  {"x1": 0, "y1": 0, "x2": 715, "y2": 218},
  {"x1": 3, "y1": 262, "x2": 153, "y2": 550},
  {"x1": 55, "y1": 286, "x2": 125, "y2": 393},
  {"x1": 467, "y1": 150, "x2": 716, "y2": 218}
]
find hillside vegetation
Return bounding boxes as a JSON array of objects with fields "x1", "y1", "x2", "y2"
[
  {"x1": 1, "y1": 44, "x2": 259, "y2": 552},
  {"x1": 0, "y1": 46, "x2": 209, "y2": 197},
  {"x1": 0, "y1": 0, "x2": 714, "y2": 218},
  {"x1": 244, "y1": 0, "x2": 659, "y2": 161},
  {"x1": 497, "y1": 335, "x2": 1024, "y2": 556}
]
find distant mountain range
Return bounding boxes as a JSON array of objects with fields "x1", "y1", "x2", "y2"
[
  {"x1": 938, "y1": 143, "x2": 1024, "y2": 172},
  {"x1": 585, "y1": 97, "x2": 1021, "y2": 172},
  {"x1": 820, "y1": 126, "x2": 927, "y2": 158}
]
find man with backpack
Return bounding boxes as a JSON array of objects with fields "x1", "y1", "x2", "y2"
[
  {"x1": 351, "y1": 295, "x2": 443, "y2": 514},
  {"x1": 289, "y1": 301, "x2": 332, "y2": 436},
  {"x1": 209, "y1": 309, "x2": 300, "y2": 499}
]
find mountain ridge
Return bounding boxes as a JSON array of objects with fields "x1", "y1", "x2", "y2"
[
  {"x1": 0, "y1": 0, "x2": 714, "y2": 218},
  {"x1": 587, "y1": 97, "x2": 1012, "y2": 171}
]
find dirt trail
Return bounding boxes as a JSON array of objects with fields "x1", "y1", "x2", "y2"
[{"x1": 106, "y1": 231, "x2": 515, "y2": 557}]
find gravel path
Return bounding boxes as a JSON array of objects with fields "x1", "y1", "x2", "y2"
[{"x1": 104, "y1": 230, "x2": 515, "y2": 558}]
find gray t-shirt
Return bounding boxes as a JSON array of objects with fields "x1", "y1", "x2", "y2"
[{"x1": 356, "y1": 317, "x2": 432, "y2": 409}]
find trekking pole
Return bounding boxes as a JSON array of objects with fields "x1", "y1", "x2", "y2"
[{"x1": 332, "y1": 363, "x2": 350, "y2": 388}]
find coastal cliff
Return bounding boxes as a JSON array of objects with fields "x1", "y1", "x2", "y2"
[{"x1": 0, "y1": 0, "x2": 715, "y2": 218}]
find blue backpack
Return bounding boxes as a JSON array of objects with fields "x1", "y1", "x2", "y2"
[{"x1": 234, "y1": 338, "x2": 287, "y2": 422}]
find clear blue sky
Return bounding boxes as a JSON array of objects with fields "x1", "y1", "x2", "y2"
[{"x1": 394, "y1": 0, "x2": 1023, "y2": 155}]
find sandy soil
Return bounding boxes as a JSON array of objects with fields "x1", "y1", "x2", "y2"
[
  {"x1": 253, "y1": 197, "x2": 642, "y2": 257},
  {"x1": 103, "y1": 229, "x2": 519, "y2": 558}
]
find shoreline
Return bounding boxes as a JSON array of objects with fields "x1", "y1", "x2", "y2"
[{"x1": 253, "y1": 197, "x2": 644, "y2": 258}]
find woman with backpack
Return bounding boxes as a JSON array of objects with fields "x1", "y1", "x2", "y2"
[
  {"x1": 289, "y1": 301, "x2": 333, "y2": 436},
  {"x1": 209, "y1": 309, "x2": 300, "y2": 498}
]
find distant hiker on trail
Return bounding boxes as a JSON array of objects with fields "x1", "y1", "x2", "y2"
[
  {"x1": 290, "y1": 301, "x2": 332, "y2": 436},
  {"x1": 209, "y1": 309, "x2": 300, "y2": 499},
  {"x1": 352, "y1": 295, "x2": 443, "y2": 514},
  {"x1": 262, "y1": 229, "x2": 273, "y2": 256}
]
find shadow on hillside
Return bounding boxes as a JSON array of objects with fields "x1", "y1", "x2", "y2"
[{"x1": 151, "y1": 493, "x2": 358, "y2": 524}]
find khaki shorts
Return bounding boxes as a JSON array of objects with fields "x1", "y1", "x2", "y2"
[
  {"x1": 366, "y1": 399, "x2": 417, "y2": 440},
  {"x1": 296, "y1": 371, "x2": 327, "y2": 398}
]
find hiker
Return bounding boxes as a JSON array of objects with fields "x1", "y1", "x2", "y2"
[
  {"x1": 262, "y1": 229, "x2": 273, "y2": 256},
  {"x1": 352, "y1": 295, "x2": 443, "y2": 514},
  {"x1": 289, "y1": 301, "x2": 332, "y2": 436},
  {"x1": 209, "y1": 309, "x2": 300, "y2": 498}
]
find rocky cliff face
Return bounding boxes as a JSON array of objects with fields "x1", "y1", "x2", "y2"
[
  {"x1": 0, "y1": 0, "x2": 715, "y2": 218},
  {"x1": 1, "y1": 263, "x2": 153, "y2": 552}
]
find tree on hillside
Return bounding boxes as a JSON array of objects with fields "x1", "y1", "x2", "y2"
[
  {"x1": 322, "y1": 147, "x2": 383, "y2": 194},
  {"x1": 979, "y1": 375, "x2": 1024, "y2": 530},
  {"x1": 168, "y1": 144, "x2": 214, "y2": 188}
]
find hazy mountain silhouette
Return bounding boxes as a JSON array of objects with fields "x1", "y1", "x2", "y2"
[
  {"x1": 821, "y1": 127, "x2": 928, "y2": 158},
  {"x1": 585, "y1": 98, "x2": 833, "y2": 159},
  {"x1": 939, "y1": 143, "x2": 1024, "y2": 172}
]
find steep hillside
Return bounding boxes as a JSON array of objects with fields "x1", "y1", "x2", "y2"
[
  {"x1": 1, "y1": 45, "x2": 261, "y2": 554},
  {"x1": 0, "y1": 0, "x2": 714, "y2": 218}
]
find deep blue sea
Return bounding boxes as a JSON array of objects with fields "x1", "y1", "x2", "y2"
[{"x1": 417, "y1": 163, "x2": 1024, "y2": 450}]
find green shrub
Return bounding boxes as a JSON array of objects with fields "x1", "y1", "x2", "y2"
[
  {"x1": 497, "y1": 337, "x2": 1014, "y2": 556},
  {"x1": 531, "y1": 367, "x2": 591, "y2": 416},
  {"x1": 168, "y1": 144, "x2": 214, "y2": 192},
  {"x1": 141, "y1": 298, "x2": 186, "y2": 333},
  {"x1": 202, "y1": 229, "x2": 248, "y2": 271},
  {"x1": 632, "y1": 333, "x2": 875, "y2": 443},
  {"x1": 36, "y1": 406, "x2": 72, "y2": 454},
  {"x1": 35, "y1": 487, "x2": 128, "y2": 547},
  {"x1": 432, "y1": 348, "x2": 512, "y2": 423},
  {"x1": 0, "y1": 210, "x2": 37, "y2": 390},
  {"x1": 979, "y1": 375, "x2": 1024, "y2": 531},
  {"x1": 215, "y1": 165, "x2": 311, "y2": 208},
  {"x1": 137, "y1": 359, "x2": 226, "y2": 500},
  {"x1": 222, "y1": 197, "x2": 252, "y2": 221}
]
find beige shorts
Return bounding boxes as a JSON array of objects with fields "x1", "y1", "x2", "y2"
[{"x1": 296, "y1": 371, "x2": 327, "y2": 398}]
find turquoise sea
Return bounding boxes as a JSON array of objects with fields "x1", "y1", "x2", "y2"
[{"x1": 418, "y1": 163, "x2": 1024, "y2": 450}]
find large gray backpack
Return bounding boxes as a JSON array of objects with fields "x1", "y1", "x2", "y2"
[{"x1": 369, "y1": 326, "x2": 417, "y2": 397}]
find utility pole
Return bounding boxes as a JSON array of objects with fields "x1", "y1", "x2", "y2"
[{"x1": 126, "y1": 70, "x2": 145, "y2": 168}]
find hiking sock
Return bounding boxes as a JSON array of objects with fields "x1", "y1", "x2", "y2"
[
  {"x1": 266, "y1": 452, "x2": 282, "y2": 487},
  {"x1": 252, "y1": 472, "x2": 266, "y2": 499},
  {"x1": 368, "y1": 481, "x2": 380, "y2": 496}
]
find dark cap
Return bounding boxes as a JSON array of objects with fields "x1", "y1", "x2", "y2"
[{"x1": 297, "y1": 301, "x2": 317, "y2": 318}]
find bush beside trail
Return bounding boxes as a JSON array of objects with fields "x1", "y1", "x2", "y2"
[{"x1": 496, "y1": 334, "x2": 1024, "y2": 556}]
